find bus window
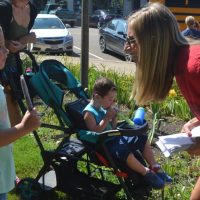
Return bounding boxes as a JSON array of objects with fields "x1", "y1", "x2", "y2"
[
  {"x1": 165, "y1": 0, "x2": 186, "y2": 7},
  {"x1": 188, "y1": 0, "x2": 200, "y2": 8},
  {"x1": 149, "y1": 0, "x2": 200, "y2": 30}
]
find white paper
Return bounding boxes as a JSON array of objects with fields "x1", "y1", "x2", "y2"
[
  {"x1": 156, "y1": 126, "x2": 200, "y2": 157},
  {"x1": 156, "y1": 140, "x2": 170, "y2": 157}
]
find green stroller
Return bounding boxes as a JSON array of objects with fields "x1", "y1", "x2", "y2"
[{"x1": 13, "y1": 51, "x2": 151, "y2": 200}]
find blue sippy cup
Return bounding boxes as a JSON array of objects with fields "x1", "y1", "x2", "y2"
[{"x1": 133, "y1": 107, "x2": 145, "y2": 125}]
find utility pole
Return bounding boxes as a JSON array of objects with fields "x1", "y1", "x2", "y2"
[{"x1": 80, "y1": 0, "x2": 89, "y2": 88}]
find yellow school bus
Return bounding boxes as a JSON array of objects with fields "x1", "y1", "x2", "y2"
[{"x1": 149, "y1": 0, "x2": 200, "y2": 30}]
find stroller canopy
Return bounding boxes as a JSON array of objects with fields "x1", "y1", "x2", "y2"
[{"x1": 29, "y1": 59, "x2": 89, "y2": 126}]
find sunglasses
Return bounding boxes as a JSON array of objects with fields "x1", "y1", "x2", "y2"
[{"x1": 126, "y1": 36, "x2": 137, "y2": 46}]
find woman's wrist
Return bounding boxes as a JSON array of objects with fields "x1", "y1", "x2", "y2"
[
  {"x1": 188, "y1": 117, "x2": 198, "y2": 123},
  {"x1": 187, "y1": 117, "x2": 200, "y2": 126}
]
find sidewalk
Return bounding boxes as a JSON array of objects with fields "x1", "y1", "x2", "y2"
[
  {"x1": 34, "y1": 55, "x2": 136, "y2": 75},
  {"x1": 67, "y1": 57, "x2": 136, "y2": 75}
]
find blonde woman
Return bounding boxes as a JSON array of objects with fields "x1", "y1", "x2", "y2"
[{"x1": 125, "y1": 3, "x2": 200, "y2": 200}]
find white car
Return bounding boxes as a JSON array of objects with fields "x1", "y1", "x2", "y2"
[{"x1": 29, "y1": 14, "x2": 73, "y2": 54}]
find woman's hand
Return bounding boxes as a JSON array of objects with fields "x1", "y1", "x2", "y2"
[
  {"x1": 181, "y1": 117, "x2": 200, "y2": 136},
  {"x1": 25, "y1": 32, "x2": 36, "y2": 43},
  {"x1": 181, "y1": 117, "x2": 200, "y2": 155},
  {"x1": 18, "y1": 32, "x2": 36, "y2": 45},
  {"x1": 6, "y1": 40, "x2": 26, "y2": 53}
]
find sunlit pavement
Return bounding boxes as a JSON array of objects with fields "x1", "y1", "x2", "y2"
[{"x1": 31, "y1": 54, "x2": 136, "y2": 75}]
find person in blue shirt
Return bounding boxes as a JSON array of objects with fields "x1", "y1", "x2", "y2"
[
  {"x1": 83, "y1": 77, "x2": 172, "y2": 189},
  {"x1": 181, "y1": 16, "x2": 200, "y2": 39},
  {"x1": 0, "y1": 26, "x2": 40, "y2": 200}
]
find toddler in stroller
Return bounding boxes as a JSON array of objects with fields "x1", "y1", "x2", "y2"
[
  {"x1": 83, "y1": 77, "x2": 172, "y2": 189},
  {"x1": 14, "y1": 55, "x2": 171, "y2": 200}
]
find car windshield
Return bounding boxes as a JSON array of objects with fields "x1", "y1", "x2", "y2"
[{"x1": 32, "y1": 18, "x2": 65, "y2": 29}]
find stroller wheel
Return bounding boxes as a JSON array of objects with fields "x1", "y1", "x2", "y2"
[{"x1": 16, "y1": 178, "x2": 42, "y2": 200}]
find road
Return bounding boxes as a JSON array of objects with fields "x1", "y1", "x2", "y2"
[
  {"x1": 68, "y1": 27, "x2": 123, "y2": 61},
  {"x1": 67, "y1": 26, "x2": 136, "y2": 74},
  {"x1": 33, "y1": 27, "x2": 135, "y2": 75}
]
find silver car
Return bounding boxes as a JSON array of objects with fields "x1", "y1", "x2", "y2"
[{"x1": 29, "y1": 14, "x2": 73, "y2": 54}]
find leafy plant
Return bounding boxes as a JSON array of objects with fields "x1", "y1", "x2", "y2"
[{"x1": 148, "y1": 112, "x2": 159, "y2": 144}]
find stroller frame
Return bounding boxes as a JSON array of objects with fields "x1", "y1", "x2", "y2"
[{"x1": 11, "y1": 50, "x2": 152, "y2": 200}]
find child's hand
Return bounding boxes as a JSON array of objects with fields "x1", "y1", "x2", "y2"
[
  {"x1": 20, "y1": 108, "x2": 41, "y2": 133},
  {"x1": 105, "y1": 107, "x2": 117, "y2": 120}
]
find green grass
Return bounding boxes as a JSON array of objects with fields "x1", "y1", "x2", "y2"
[
  {"x1": 8, "y1": 57, "x2": 200, "y2": 199},
  {"x1": 10, "y1": 135, "x2": 42, "y2": 200},
  {"x1": 10, "y1": 130, "x2": 200, "y2": 200},
  {"x1": 14, "y1": 135, "x2": 43, "y2": 178},
  {"x1": 10, "y1": 134, "x2": 69, "y2": 200}
]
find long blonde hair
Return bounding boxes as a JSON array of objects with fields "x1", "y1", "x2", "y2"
[{"x1": 128, "y1": 2, "x2": 188, "y2": 105}]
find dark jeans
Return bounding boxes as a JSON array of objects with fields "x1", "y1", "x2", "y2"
[{"x1": 107, "y1": 134, "x2": 147, "y2": 162}]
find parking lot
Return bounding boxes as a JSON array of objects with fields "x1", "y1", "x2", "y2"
[
  {"x1": 67, "y1": 26, "x2": 136, "y2": 74},
  {"x1": 68, "y1": 26, "x2": 125, "y2": 61},
  {"x1": 30, "y1": 24, "x2": 135, "y2": 75}
]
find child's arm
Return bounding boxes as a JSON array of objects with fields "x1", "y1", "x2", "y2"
[
  {"x1": 84, "y1": 109, "x2": 116, "y2": 133},
  {"x1": 0, "y1": 108, "x2": 40, "y2": 147}
]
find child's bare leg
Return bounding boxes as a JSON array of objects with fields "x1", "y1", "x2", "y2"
[
  {"x1": 190, "y1": 177, "x2": 200, "y2": 200},
  {"x1": 142, "y1": 141, "x2": 173, "y2": 184},
  {"x1": 126, "y1": 153, "x2": 149, "y2": 175},
  {"x1": 142, "y1": 141, "x2": 157, "y2": 167}
]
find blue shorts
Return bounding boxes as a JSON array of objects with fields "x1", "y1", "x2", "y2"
[{"x1": 106, "y1": 134, "x2": 147, "y2": 162}]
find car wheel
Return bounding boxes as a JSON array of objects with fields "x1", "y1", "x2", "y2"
[
  {"x1": 66, "y1": 50, "x2": 73, "y2": 56},
  {"x1": 70, "y1": 22, "x2": 75, "y2": 27},
  {"x1": 125, "y1": 54, "x2": 133, "y2": 62},
  {"x1": 99, "y1": 37, "x2": 107, "y2": 53}
]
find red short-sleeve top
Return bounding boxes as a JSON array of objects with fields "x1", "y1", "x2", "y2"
[{"x1": 175, "y1": 45, "x2": 200, "y2": 120}]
